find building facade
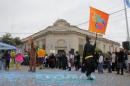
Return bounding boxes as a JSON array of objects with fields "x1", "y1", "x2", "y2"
[{"x1": 22, "y1": 19, "x2": 120, "y2": 56}]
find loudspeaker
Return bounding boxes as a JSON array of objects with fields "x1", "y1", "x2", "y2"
[{"x1": 122, "y1": 41, "x2": 130, "y2": 50}]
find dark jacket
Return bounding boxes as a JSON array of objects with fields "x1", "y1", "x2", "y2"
[
  {"x1": 83, "y1": 42, "x2": 96, "y2": 62},
  {"x1": 118, "y1": 51, "x2": 125, "y2": 63},
  {"x1": 74, "y1": 54, "x2": 80, "y2": 63}
]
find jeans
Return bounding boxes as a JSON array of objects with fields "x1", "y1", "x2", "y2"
[
  {"x1": 108, "y1": 62, "x2": 112, "y2": 73},
  {"x1": 117, "y1": 62, "x2": 124, "y2": 75},
  {"x1": 0, "y1": 59, "x2": 5, "y2": 70},
  {"x1": 98, "y1": 63, "x2": 103, "y2": 73}
]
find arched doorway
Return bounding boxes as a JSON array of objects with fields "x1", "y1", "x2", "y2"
[{"x1": 55, "y1": 39, "x2": 67, "y2": 54}]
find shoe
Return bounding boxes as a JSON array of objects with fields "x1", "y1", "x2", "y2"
[{"x1": 87, "y1": 77, "x2": 94, "y2": 80}]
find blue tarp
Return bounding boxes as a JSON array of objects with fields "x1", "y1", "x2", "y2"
[{"x1": 0, "y1": 42, "x2": 17, "y2": 50}]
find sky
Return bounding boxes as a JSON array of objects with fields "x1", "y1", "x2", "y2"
[{"x1": 0, "y1": 0, "x2": 130, "y2": 44}]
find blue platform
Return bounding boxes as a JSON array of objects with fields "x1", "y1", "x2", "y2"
[{"x1": 0, "y1": 70, "x2": 95, "y2": 86}]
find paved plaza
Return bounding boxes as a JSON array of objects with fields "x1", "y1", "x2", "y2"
[{"x1": 0, "y1": 67, "x2": 130, "y2": 86}]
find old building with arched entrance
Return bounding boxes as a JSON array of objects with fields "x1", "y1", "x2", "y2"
[{"x1": 22, "y1": 19, "x2": 120, "y2": 56}]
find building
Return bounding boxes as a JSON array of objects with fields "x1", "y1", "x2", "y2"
[{"x1": 22, "y1": 19, "x2": 120, "y2": 56}]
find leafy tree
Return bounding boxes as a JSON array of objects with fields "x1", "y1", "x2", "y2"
[
  {"x1": 1, "y1": 33, "x2": 22, "y2": 46},
  {"x1": 14, "y1": 37, "x2": 23, "y2": 45}
]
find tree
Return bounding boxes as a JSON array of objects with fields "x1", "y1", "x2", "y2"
[
  {"x1": 1, "y1": 33, "x2": 22, "y2": 46},
  {"x1": 14, "y1": 37, "x2": 23, "y2": 46}
]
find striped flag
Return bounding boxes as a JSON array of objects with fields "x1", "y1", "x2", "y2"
[{"x1": 125, "y1": 0, "x2": 130, "y2": 7}]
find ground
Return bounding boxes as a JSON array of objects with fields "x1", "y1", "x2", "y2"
[{"x1": 0, "y1": 66, "x2": 130, "y2": 86}]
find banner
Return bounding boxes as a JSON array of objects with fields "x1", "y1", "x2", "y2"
[
  {"x1": 89, "y1": 7, "x2": 109, "y2": 34},
  {"x1": 125, "y1": 0, "x2": 130, "y2": 7}
]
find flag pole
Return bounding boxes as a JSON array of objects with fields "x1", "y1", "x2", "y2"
[{"x1": 123, "y1": 0, "x2": 130, "y2": 41}]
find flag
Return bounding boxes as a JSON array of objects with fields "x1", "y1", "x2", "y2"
[
  {"x1": 125, "y1": 0, "x2": 130, "y2": 7},
  {"x1": 89, "y1": 7, "x2": 109, "y2": 34}
]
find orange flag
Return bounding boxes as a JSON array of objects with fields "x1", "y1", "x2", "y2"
[{"x1": 89, "y1": 7, "x2": 109, "y2": 34}]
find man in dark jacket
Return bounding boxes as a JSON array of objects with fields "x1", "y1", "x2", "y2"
[
  {"x1": 62, "y1": 53, "x2": 67, "y2": 70},
  {"x1": 82, "y1": 35, "x2": 97, "y2": 80},
  {"x1": 117, "y1": 49, "x2": 125, "y2": 75},
  {"x1": 74, "y1": 51, "x2": 80, "y2": 71}
]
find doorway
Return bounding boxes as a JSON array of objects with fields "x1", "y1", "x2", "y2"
[{"x1": 58, "y1": 50, "x2": 65, "y2": 55}]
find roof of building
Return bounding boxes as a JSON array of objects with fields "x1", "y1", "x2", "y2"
[{"x1": 22, "y1": 19, "x2": 120, "y2": 45}]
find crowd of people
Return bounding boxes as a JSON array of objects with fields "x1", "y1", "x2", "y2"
[
  {"x1": 0, "y1": 48, "x2": 129, "y2": 76},
  {"x1": 0, "y1": 36, "x2": 130, "y2": 80},
  {"x1": 0, "y1": 50, "x2": 24, "y2": 71},
  {"x1": 0, "y1": 49, "x2": 81, "y2": 71},
  {"x1": 43, "y1": 50, "x2": 81, "y2": 71},
  {"x1": 95, "y1": 50, "x2": 130, "y2": 75}
]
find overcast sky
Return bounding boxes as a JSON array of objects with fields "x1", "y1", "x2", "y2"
[{"x1": 0, "y1": 0, "x2": 130, "y2": 44}]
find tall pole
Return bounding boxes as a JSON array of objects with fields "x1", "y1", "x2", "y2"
[{"x1": 124, "y1": 0, "x2": 130, "y2": 41}]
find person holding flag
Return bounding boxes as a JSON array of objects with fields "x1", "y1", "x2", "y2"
[
  {"x1": 82, "y1": 35, "x2": 97, "y2": 80},
  {"x1": 82, "y1": 7, "x2": 109, "y2": 80}
]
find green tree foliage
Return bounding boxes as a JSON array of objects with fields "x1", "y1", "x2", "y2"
[
  {"x1": 1, "y1": 33, "x2": 22, "y2": 46},
  {"x1": 14, "y1": 37, "x2": 23, "y2": 46}
]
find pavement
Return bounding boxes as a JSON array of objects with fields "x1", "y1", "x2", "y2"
[{"x1": 0, "y1": 66, "x2": 130, "y2": 86}]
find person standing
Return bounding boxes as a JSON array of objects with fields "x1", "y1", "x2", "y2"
[
  {"x1": 112, "y1": 52, "x2": 116, "y2": 71},
  {"x1": 127, "y1": 51, "x2": 130, "y2": 73},
  {"x1": 4, "y1": 51, "x2": 11, "y2": 71},
  {"x1": 107, "y1": 52, "x2": 112, "y2": 73},
  {"x1": 82, "y1": 35, "x2": 97, "y2": 80},
  {"x1": 48, "y1": 53, "x2": 56, "y2": 68},
  {"x1": 67, "y1": 51, "x2": 74, "y2": 71},
  {"x1": 45, "y1": 54, "x2": 49, "y2": 68},
  {"x1": 37, "y1": 48, "x2": 45, "y2": 69},
  {"x1": 98, "y1": 52, "x2": 104, "y2": 74},
  {"x1": 93, "y1": 52, "x2": 99, "y2": 70},
  {"x1": 124, "y1": 50, "x2": 128, "y2": 70},
  {"x1": 55, "y1": 54, "x2": 59, "y2": 68},
  {"x1": 15, "y1": 51, "x2": 24, "y2": 70},
  {"x1": 74, "y1": 51, "x2": 80, "y2": 71},
  {"x1": 117, "y1": 49, "x2": 125, "y2": 75},
  {"x1": 62, "y1": 53, "x2": 67, "y2": 70},
  {"x1": 28, "y1": 38, "x2": 37, "y2": 72},
  {"x1": 58, "y1": 54, "x2": 62, "y2": 69},
  {"x1": 0, "y1": 50, "x2": 5, "y2": 70},
  {"x1": 10, "y1": 50, "x2": 16, "y2": 68},
  {"x1": 24, "y1": 50, "x2": 30, "y2": 65},
  {"x1": 66, "y1": 53, "x2": 71, "y2": 71}
]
